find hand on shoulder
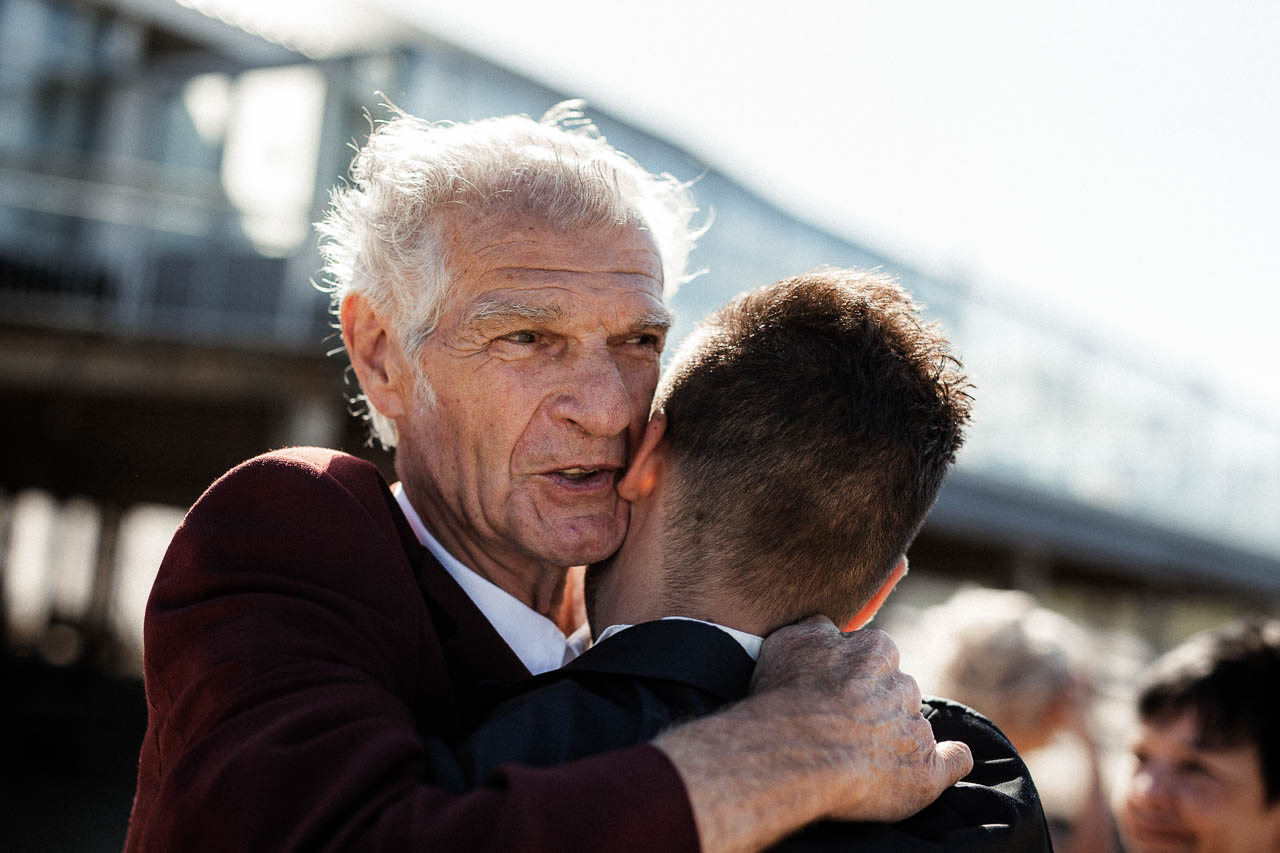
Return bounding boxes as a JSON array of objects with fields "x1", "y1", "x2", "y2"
[
  {"x1": 751, "y1": 616, "x2": 974, "y2": 823},
  {"x1": 653, "y1": 617, "x2": 973, "y2": 853}
]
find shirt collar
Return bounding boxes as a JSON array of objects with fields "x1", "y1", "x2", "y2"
[
  {"x1": 392, "y1": 482, "x2": 587, "y2": 674},
  {"x1": 596, "y1": 616, "x2": 764, "y2": 661}
]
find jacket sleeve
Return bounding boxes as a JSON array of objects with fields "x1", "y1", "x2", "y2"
[
  {"x1": 126, "y1": 450, "x2": 698, "y2": 853},
  {"x1": 912, "y1": 698, "x2": 1053, "y2": 852},
  {"x1": 770, "y1": 699, "x2": 1053, "y2": 852}
]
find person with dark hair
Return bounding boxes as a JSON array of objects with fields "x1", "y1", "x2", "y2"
[
  {"x1": 451, "y1": 269, "x2": 1052, "y2": 850},
  {"x1": 1114, "y1": 618, "x2": 1280, "y2": 853}
]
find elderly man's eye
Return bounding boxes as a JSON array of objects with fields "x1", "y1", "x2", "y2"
[
  {"x1": 625, "y1": 333, "x2": 662, "y2": 349},
  {"x1": 505, "y1": 331, "x2": 538, "y2": 344}
]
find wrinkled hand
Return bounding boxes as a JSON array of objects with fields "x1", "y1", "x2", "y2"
[
  {"x1": 750, "y1": 615, "x2": 974, "y2": 824},
  {"x1": 653, "y1": 616, "x2": 973, "y2": 853}
]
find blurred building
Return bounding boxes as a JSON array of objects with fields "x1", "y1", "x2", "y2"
[{"x1": 1, "y1": 0, "x2": 1278, "y2": 849}]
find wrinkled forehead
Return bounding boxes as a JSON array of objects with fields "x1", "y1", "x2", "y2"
[
  {"x1": 436, "y1": 210, "x2": 666, "y2": 323},
  {"x1": 444, "y1": 207, "x2": 661, "y2": 277}
]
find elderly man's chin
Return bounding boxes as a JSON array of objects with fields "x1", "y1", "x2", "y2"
[{"x1": 517, "y1": 496, "x2": 629, "y2": 569}]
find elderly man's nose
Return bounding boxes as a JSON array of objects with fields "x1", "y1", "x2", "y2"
[{"x1": 551, "y1": 350, "x2": 632, "y2": 436}]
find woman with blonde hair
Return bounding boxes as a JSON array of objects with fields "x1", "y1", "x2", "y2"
[{"x1": 916, "y1": 588, "x2": 1118, "y2": 853}]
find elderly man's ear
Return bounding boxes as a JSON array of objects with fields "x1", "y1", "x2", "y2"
[
  {"x1": 341, "y1": 293, "x2": 408, "y2": 421},
  {"x1": 617, "y1": 410, "x2": 667, "y2": 502}
]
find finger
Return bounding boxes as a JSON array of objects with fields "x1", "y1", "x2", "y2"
[
  {"x1": 849, "y1": 628, "x2": 902, "y2": 672},
  {"x1": 795, "y1": 614, "x2": 838, "y2": 631},
  {"x1": 895, "y1": 671, "x2": 922, "y2": 710},
  {"x1": 934, "y1": 740, "x2": 975, "y2": 788}
]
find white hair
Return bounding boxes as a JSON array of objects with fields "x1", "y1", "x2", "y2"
[
  {"x1": 315, "y1": 101, "x2": 705, "y2": 448},
  {"x1": 918, "y1": 588, "x2": 1084, "y2": 733}
]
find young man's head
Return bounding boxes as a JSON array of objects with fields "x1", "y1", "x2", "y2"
[
  {"x1": 587, "y1": 267, "x2": 972, "y2": 635},
  {"x1": 1114, "y1": 618, "x2": 1280, "y2": 853}
]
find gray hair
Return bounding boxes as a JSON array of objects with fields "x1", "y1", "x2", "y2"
[
  {"x1": 920, "y1": 588, "x2": 1082, "y2": 733},
  {"x1": 316, "y1": 101, "x2": 705, "y2": 448}
]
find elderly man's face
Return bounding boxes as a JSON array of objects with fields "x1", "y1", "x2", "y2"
[
  {"x1": 1114, "y1": 711, "x2": 1280, "y2": 853},
  {"x1": 395, "y1": 211, "x2": 668, "y2": 578}
]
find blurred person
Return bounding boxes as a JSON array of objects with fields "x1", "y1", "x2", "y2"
[
  {"x1": 917, "y1": 588, "x2": 1119, "y2": 853},
  {"x1": 1114, "y1": 618, "x2": 1280, "y2": 853},
  {"x1": 125, "y1": 104, "x2": 973, "y2": 853},
  {"x1": 449, "y1": 269, "x2": 1052, "y2": 850}
]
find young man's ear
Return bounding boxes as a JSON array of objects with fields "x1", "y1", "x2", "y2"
[
  {"x1": 842, "y1": 556, "x2": 908, "y2": 632},
  {"x1": 341, "y1": 293, "x2": 408, "y2": 421},
  {"x1": 617, "y1": 410, "x2": 667, "y2": 502}
]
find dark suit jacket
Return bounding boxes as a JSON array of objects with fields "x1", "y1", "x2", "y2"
[
  {"x1": 125, "y1": 448, "x2": 698, "y2": 852},
  {"x1": 456, "y1": 619, "x2": 1055, "y2": 852}
]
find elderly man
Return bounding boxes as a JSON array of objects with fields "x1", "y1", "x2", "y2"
[
  {"x1": 125, "y1": 104, "x2": 971, "y2": 852},
  {"x1": 1113, "y1": 618, "x2": 1280, "y2": 853}
]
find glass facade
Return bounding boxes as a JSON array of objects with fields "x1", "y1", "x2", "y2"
[{"x1": 2, "y1": 0, "x2": 1278, "y2": 601}]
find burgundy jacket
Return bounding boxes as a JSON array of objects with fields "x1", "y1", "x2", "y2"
[{"x1": 125, "y1": 447, "x2": 698, "y2": 852}]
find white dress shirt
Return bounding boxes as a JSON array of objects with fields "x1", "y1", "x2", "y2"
[
  {"x1": 595, "y1": 617, "x2": 764, "y2": 661},
  {"x1": 393, "y1": 483, "x2": 590, "y2": 675}
]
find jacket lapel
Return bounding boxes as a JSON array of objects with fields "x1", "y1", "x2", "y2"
[
  {"x1": 565, "y1": 620, "x2": 755, "y2": 704},
  {"x1": 382, "y1": 489, "x2": 532, "y2": 735}
]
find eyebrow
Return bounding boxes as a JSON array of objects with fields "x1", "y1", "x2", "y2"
[
  {"x1": 635, "y1": 309, "x2": 675, "y2": 331},
  {"x1": 462, "y1": 299, "x2": 674, "y2": 333},
  {"x1": 463, "y1": 299, "x2": 564, "y2": 330}
]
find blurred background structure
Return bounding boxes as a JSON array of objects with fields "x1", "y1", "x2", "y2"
[{"x1": 1, "y1": 0, "x2": 1277, "y2": 849}]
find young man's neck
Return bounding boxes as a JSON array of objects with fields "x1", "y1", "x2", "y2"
[
  {"x1": 592, "y1": 464, "x2": 789, "y2": 638},
  {"x1": 586, "y1": 496, "x2": 668, "y2": 633},
  {"x1": 593, "y1": 565, "x2": 777, "y2": 638},
  {"x1": 590, "y1": 502, "x2": 780, "y2": 638}
]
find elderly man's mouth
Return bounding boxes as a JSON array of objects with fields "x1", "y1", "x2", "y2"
[{"x1": 543, "y1": 467, "x2": 620, "y2": 492}]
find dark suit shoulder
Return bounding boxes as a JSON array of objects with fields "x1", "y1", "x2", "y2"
[
  {"x1": 922, "y1": 697, "x2": 1016, "y2": 759},
  {"x1": 454, "y1": 621, "x2": 753, "y2": 786},
  {"x1": 905, "y1": 696, "x2": 1050, "y2": 851},
  {"x1": 772, "y1": 696, "x2": 1052, "y2": 852},
  {"x1": 920, "y1": 697, "x2": 1041, "y2": 798},
  {"x1": 453, "y1": 676, "x2": 670, "y2": 783}
]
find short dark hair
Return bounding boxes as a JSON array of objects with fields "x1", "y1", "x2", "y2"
[
  {"x1": 654, "y1": 268, "x2": 972, "y2": 625},
  {"x1": 1137, "y1": 618, "x2": 1280, "y2": 802}
]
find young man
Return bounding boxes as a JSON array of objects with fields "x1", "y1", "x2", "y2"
[
  {"x1": 1114, "y1": 618, "x2": 1280, "y2": 853},
  {"x1": 452, "y1": 268, "x2": 1053, "y2": 850}
]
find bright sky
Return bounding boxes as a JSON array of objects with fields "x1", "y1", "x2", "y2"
[{"x1": 387, "y1": 0, "x2": 1280, "y2": 421}]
